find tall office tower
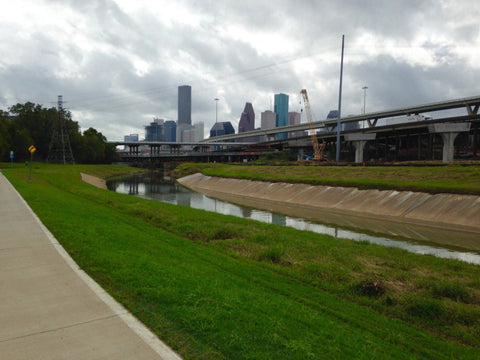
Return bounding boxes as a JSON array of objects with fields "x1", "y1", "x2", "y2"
[
  {"x1": 274, "y1": 93, "x2": 289, "y2": 140},
  {"x1": 288, "y1": 111, "x2": 304, "y2": 138},
  {"x1": 261, "y1": 110, "x2": 276, "y2": 142},
  {"x1": 238, "y1": 102, "x2": 255, "y2": 133},
  {"x1": 178, "y1": 85, "x2": 191, "y2": 126},
  {"x1": 164, "y1": 120, "x2": 177, "y2": 142},
  {"x1": 182, "y1": 125, "x2": 196, "y2": 142},
  {"x1": 261, "y1": 110, "x2": 276, "y2": 129},
  {"x1": 145, "y1": 118, "x2": 164, "y2": 141},
  {"x1": 194, "y1": 121, "x2": 204, "y2": 141}
]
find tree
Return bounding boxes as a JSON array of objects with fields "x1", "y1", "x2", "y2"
[
  {"x1": 0, "y1": 110, "x2": 12, "y2": 160},
  {"x1": 9, "y1": 103, "x2": 53, "y2": 160},
  {"x1": 78, "y1": 127, "x2": 118, "y2": 164},
  {"x1": 2, "y1": 102, "x2": 118, "y2": 164}
]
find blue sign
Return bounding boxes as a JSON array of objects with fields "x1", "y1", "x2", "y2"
[{"x1": 10, "y1": 151, "x2": 14, "y2": 159}]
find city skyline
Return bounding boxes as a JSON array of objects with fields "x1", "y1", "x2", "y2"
[
  {"x1": 136, "y1": 90, "x2": 296, "y2": 141},
  {"x1": 1, "y1": 1, "x2": 479, "y2": 141}
]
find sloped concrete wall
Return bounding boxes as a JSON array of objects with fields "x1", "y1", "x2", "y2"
[{"x1": 178, "y1": 173, "x2": 480, "y2": 232}]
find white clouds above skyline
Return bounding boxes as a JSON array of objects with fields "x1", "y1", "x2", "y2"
[{"x1": 1, "y1": 0, "x2": 479, "y2": 140}]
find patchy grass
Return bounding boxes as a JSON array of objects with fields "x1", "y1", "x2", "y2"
[{"x1": 3, "y1": 163, "x2": 480, "y2": 359}]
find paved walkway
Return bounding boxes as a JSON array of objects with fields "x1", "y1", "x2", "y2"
[{"x1": 0, "y1": 172, "x2": 181, "y2": 359}]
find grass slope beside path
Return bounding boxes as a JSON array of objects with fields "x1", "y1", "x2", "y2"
[
  {"x1": 173, "y1": 163, "x2": 480, "y2": 195},
  {"x1": 3, "y1": 163, "x2": 480, "y2": 359}
]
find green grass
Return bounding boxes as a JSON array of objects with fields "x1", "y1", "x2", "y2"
[
  {"x1": 172, "y1": 163, "x2": 480, "y2": 195},
  {"x1": 3, "y1": 163, "x2": 480, "y2": 359}
]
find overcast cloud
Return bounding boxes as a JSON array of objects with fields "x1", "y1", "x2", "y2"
[{"x1": 1, "y1": 0, "x2": 479, "y2": 140}]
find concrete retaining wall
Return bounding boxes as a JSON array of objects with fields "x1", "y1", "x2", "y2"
[{"x1": 178, "y1": 173, "x2": 480, "y2": 233}]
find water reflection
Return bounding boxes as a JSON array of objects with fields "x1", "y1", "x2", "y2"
[{"x1": 107, "y1": 173, "x2": 480, "y2": 265}]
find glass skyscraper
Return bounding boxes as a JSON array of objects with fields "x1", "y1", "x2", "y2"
[
  {"x1": 274, "y1": 93, "x2": 289, "y2": 140},
  {"x1": 178, "y1": 85, "x2": 191, "y2": 126},
  {"x1": 238, "y1": 102, "x2": 255, "y2": 133},
  {"x1": 164, "y1": 120, "x2": 177, "y2": 142}
]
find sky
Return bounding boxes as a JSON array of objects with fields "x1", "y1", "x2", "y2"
[{"x1": 1, "y1": 0, "x2": 479, "y2": 140}]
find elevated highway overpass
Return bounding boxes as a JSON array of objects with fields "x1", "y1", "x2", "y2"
[
  {"x1": 200, "y1": 95, "x2": 480, "y2": 143},
  {"x1": 109, "y1": 95, "x2": 480, "y2": 164}
]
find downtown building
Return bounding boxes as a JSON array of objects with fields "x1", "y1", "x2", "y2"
[
  {"x1": 261, "y1": 110, "x2": 276, "y2": 142},
  {"x1": 210, "y1": 122, "x2": 235, "y2": 138},
  {"x1": 274, "y1": 93, "x2": 289, "y2": 140},
  {"x1": 145, "y1": 118, "x2": 164, "y2": 141},
  {"x1": 177, "y1": 85, "x2": 192, "y2": 142},
  {"x1": 178, "y1": 85, "x2": 191, "y2": 126},
  {"x1": 238, "y1": 102, "x2": 255, "y2": 133},
  {"x1": 164, "y1": 120, "x2": 177, "y2": 142},
  {"x1": 288, "y1": 111, "x2": 305, "y2": 138},
  {"x1": 238, "y1": 102, "x2": 256, "y2": 142}
]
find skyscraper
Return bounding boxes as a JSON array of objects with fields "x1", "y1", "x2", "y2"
[
  {"x1": 178, "y1": 85, "x2": 191, "y2": 126},
  {"x1": 145, "y1": 118, "x2": 164, "y2": 141},
  {"x1": 261, "y1": 110, "x2": 276, "y2": 142},
  {"x1": 261, "y1": 110, "x2": 276, "y2": 130},
  {"x1": 274, "y1": 93, "x2": 289, "y2": 140},
  {"x1": 288, "y1": 111, "x2": 304, "y2": 138},
  {"x1": 238, "y1": 102, "x2": 255, "y2": 133},
  {"x1": 164, "y1": 120, "x2": 177, "y2": 142}
]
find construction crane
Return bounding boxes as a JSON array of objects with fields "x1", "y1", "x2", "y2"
[{"x1": 300, "y1": 89, "x2": 326, "y2": 160}]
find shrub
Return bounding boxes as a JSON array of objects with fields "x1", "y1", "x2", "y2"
[
  {"x1": 406, "y1": 299, "x2": 447, "y2": 322},
  {"x1": 431, "y1": 281, "x2": 472, "y2": 303},
  {"x1": 354, "y1": 279, "x2": 386, "y2": 297},
  {"x1": 259, "y1": 248, "x2": 284, "y2": 264}
]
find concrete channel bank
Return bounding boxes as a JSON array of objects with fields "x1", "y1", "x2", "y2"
[{"x1": 178, "y1": 173, "x2": 480, "y2": 242}]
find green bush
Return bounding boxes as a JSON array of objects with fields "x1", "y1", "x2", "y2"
[
  {"x1": 259, "y1": 248, "x2": 284, "y2": 263},
  {"x1": 406, "y1": 298, "x2": 448, "y2": 322},
  {"x1": 431, "y1": 281, "x2": 472, "y2": 303}
]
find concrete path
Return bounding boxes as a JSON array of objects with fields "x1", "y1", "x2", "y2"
[{"x1": 0, "y1": 172, "x2": 181, "y2": 360}]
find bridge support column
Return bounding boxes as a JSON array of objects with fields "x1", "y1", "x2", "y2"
[
  {"x1": 428, "y1": 123, "x2": 471, "y2": 163},
  {"x1": 344, "y1": 133, "x2": 376, "y2": 163}
]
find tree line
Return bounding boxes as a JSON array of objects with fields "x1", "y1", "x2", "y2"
[{"x1": 0, "y1": 102, "x2": 118, "y2": 163}]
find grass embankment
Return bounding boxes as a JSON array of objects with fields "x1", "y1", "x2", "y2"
[
  {"x1": 3, "y1": 163, "x2": 480, "y2": 359},
  {"x1": 172, "y1": 163, "x2": 480, "y2": 195}
]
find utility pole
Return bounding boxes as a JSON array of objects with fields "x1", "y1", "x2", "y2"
[{"x1": 47, "y1": 95, "x2": 75, "y2": 164}]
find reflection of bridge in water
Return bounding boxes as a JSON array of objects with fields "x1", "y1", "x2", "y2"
[{"x1": 109, "y1": 95, "x2": 480, "y2": 164}]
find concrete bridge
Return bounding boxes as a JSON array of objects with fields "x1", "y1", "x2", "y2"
[{"x1": 109, "y1": 95, "x2": 480, "y2": 164}]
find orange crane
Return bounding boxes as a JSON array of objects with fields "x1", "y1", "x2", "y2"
[{"x1": 300, "y1": 89, "x2": 326, "y2": 160}]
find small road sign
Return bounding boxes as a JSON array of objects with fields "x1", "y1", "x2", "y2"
[{"x1": 28, "y1": 145, "x2": 36, "y2": 154}]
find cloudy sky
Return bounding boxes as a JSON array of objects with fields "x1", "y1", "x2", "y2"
[{"x1": 1, "y1": 0, "x2": 479, "y2": 140}]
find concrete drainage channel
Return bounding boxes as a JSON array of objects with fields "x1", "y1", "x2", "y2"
[{"x1": 177, "y1": 173, "x2": 480, "y2": 254}]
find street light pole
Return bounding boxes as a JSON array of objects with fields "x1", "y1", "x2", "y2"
[
  {"x1": 214, "y1": 98, "x2": 219, "y2": 123},
  {"x1": 336, "y1": 34, "x2": 345, "y2": 164},
  {"x1": 362, "y1": 86, "x2": 368, "y2": 114}
]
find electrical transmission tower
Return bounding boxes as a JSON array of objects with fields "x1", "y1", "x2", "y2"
[{"x1": 47, "y1": 95, "x2": 75, "y2": 164}]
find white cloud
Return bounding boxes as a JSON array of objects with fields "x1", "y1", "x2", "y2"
[{"x1": 0, "y1": 0, "x2": 479, "y2": 140}]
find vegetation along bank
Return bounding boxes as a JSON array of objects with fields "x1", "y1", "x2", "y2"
[{"x1": 3, "y1": 163, "x2": 480, "y2": 359}]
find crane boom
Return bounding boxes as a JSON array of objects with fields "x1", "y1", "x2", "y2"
[{"x1": 300, "y1": 89, "x2": 325, "y2": 160}]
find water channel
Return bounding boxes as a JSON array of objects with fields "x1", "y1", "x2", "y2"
[{"x1": 107, "y1": 172, "x2": 480, "y2": 265}]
